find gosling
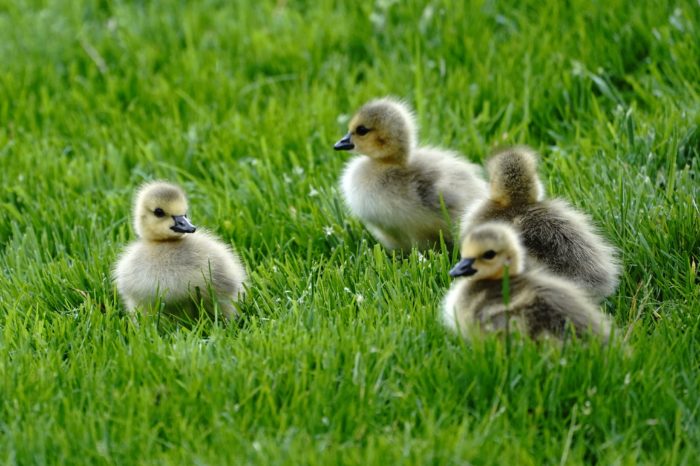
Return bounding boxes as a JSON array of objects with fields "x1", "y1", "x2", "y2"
[
  {"x1": 460, "y1": 147, "x2": 620, "y2": 300},
  {"x1": 113, "y1": 181, "x2": 246, "y2": 320},
  {"x1": 335, "y1": 97, "x2": 487, "y2": 251},
  {"x1": 442, "y1": 222, "x2": 612, "y2": 342}
]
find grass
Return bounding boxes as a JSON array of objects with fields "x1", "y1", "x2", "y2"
[{"x1": 1, "y1": 0, "x2": 699, "y2": 464}]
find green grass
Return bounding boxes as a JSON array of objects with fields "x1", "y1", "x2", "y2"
[{"x1": 1, "y1": 0, "x2": 699, "y2": 464}]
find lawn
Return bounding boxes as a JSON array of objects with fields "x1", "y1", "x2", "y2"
[{"x1": 1, "y1": 0, "x2": 699, "y2": 464}]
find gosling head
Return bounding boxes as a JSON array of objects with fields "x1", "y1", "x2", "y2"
[
  {"x1": 487, "y1": 146, "x2": 543, "y2": 205},
  {"x1": 334, "y1": 97, "x2": 417, "y2": 163},
  {"x1": 133, "y1": 181, "x2": 196, "y2": 241},
  {"x1": 449, "y1": 223, "x2": 525, "y2": 280}
]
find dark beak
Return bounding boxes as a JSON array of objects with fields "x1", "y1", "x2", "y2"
[
  {"x1": 171, "y1": 215, "x2": 196, "y2": 233},
  {"x1": 334, "y1": 133, "x2": 354, "y2": 151},
  {"x1": 449, "y1": 258, "x2": 477, "y2": 277}
]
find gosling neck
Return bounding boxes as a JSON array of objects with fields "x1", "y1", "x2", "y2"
[
  {"x1": 142, "y1": 235, "x2": 188, "y2": 244},
  {"x1": 370, "y1": 147, "x2": 410, "y2": 166}
]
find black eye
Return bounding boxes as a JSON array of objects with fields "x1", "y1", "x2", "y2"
[
  {"x1": 482, "y1": 250, "x2": 496, "y2": 260},
  {"x1": 154, "y1": 208, "x2": 165, "y2": 218},
  {"x1": 355, "y1": 125, "x2": 370, "y2": 136}
]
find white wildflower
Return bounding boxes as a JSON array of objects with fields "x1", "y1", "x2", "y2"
[
  {"x1": 571, "y1": 60, "x2": 585, "y2": 77},
  {"x1": 582, "y1": 400, "x2": 592, "y2": 416},
  {"x1": 419, "y1": 4, "x2": 434, "y2": 33},
  {"x1": 369, "y1": 12, "x2": 385, "y2": 29}
]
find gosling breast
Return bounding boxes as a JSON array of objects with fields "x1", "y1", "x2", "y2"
[{"x1": 114, "y1": 230, "x2": 246, "y2": 318}]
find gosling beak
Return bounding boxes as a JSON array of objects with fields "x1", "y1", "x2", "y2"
[
  {"x1": 171, "y1": 215, "x2": 196, "y2": 234},
  {"x1": 449, "y1": 258, "x2": 477, "y2": 277},
  {"x1": 334, "y1": 133, "x2": 354, "y2": 151}
]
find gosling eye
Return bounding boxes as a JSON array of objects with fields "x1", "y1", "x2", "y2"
[
  {"x1": 355, "y1": 125, "x2": 370, "y2": 136},
  {"x1": 154, "y1": 208, "x2": 165, "y2": 218},
  {"x1": 482, "y1": 250, "x2": 497, "y2": 260}
]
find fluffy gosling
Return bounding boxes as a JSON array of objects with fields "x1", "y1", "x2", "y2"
[
  {"x1": 442, "y1": 222, "x2": 612, "y2": 342},
  {"x1": 335, "y1": 97, "x2": 487, "y2": 251},
  {"x1": 460, "y1": 147, "x2": 620, "y2": 300},
  {"x1": 113, "y1": 181, "x2": 246, "y2": 320}
]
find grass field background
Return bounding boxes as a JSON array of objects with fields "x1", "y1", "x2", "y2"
[{"x1": 1, "y1": 0, "x2": 699, "y2": 464}]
